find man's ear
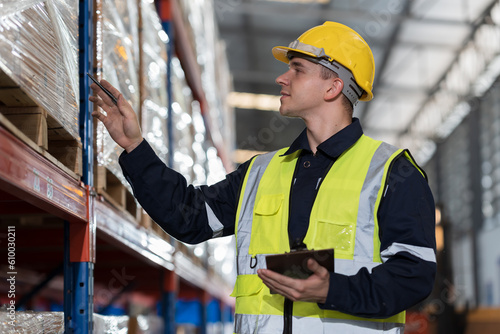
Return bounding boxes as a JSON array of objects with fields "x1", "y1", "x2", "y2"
[{"x1": 325, "y1": 78, "x2": 344, "y2": 101}]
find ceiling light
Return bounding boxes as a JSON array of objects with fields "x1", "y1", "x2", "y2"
[
  {"x1": 261, "y1": 0, "x2": 330, "y2": 3},
  {"x1": 227, "y1": 92, "x2": 281, "y2": 111},
  {"x1": 233, "y1": 149, "x2": 269, "y2": 164}
]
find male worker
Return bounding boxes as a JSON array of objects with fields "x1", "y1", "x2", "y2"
[{"x1": 90, "y1": 21, "x2": 436, "y2": 333}]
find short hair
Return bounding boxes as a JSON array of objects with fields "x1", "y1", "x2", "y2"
[{"x1": 319, "y1": 66, "x2": 353, "y2": 116}]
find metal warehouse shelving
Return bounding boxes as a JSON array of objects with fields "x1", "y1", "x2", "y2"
[
  {"x1": 0, "y1": 126, "x2": 88, "y2": 223},
  {"x1": 0, "y1": 0, "x2": 234, "y2": 332}
]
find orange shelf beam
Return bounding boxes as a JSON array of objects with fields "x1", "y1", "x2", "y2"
[{"x1": 0, "y1": 125, "x2": 87, "y2": 223}]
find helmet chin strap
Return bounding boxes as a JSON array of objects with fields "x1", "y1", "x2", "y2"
[
  {"x1": 287, "y1": 51, "x2": 363, "y2": 106},
  {"x1": 317, "y1": 58, "x2": 363, "y2": 106}
]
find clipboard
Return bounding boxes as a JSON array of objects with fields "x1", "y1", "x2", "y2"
[{"x1": 265, "y1": 248, "x2": 334, "y2": 280}]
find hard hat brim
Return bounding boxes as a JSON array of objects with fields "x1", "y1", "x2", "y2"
[
  {"x1": 272, "y1": 46, "x2": 318, "y2": 64},
  {"x1": 272, "y1": 46, "x2": 373, "y2": 102}
]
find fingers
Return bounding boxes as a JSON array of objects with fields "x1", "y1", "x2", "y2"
[
  {"x1": 91, "y1": 108, "x2": 107, "y2": 124},
  {"x1": 258, "y1": 269, "x2": 300, "y2": 299},
  {"x1": 88, "y1": 86, "x2": 121, "y2": 116},
  {"x1": 258, "y1": 269, "x2": 294, "y2": 286},
  {"x1": 90, "y1": 82, "x2": 117, "y2": 107},
  {"x1": 89, "y1": 95, "x2": 104, "y2": 108},
  {"x1": 100, "y1": 79, "x2": 121, "y2": 97},
  {"x1": 89, "y1": 95, "x2": 114, "y2": 128},
  {"x1": 258, "y1": 262, "x2": 330, "y2": 303},
  {"x1": 88, "y1": 95, "x2": 102, "y2": 110},
  {"x1": 90, "y1": 80, "x2": 136, "y2": 120},
  {"x1": 88, "y1": 78, "x2": 119, "y2": 104},
  {"x1": 307, "y1": 258, "x2": 329, "y2": 277},
  {"x1": 115, "y1": 94, "x2": 129, "y2": 114},
  {"x1": 258, "y1": 269, "x2": 293, "y2": 299}
]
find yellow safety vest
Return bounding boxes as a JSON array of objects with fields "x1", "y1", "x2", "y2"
[{"x1": 231, "y1": 135, "x2": 424, "y2": 333}]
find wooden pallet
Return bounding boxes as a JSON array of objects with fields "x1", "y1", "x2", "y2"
[
  {"x1": 0, "y1": 71, "x2": 82, "y2": 179},
  {"x1": 147, "y1": 215, "x2": 177, "y2": 245},
  {"x1": 95, "y1": 165, "x2": 140, "y2": 223},
  {"x1": 176, "y1": 242, "x2": 205, "y2": 268},
  {"x1": 140, "y1": 210, "x2": 154, "y2": 230},
  {"x1": 466, "y1": 308, "x2": 500, "y2": 334}
]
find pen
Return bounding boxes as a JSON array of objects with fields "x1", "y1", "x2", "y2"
[{"x1": 87, "y1": 73, "x2": 118, "y2": 105}]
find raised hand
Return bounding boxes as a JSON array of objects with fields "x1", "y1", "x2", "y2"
[{"x1": 89, "y1": 79, "x2": 143, "y2": 153}]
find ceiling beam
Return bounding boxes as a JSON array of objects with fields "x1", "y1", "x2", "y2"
[
  {"x1": 360, "y1": 0, "x2": 411, "y2": 120},
  {"x1": 216, "y1": 2, "x2": 473, "y2": 28},
  {"x1": 241, "y1": 0, "x2": 261, "y2": 94},
  {"x1": 399, "y1": 0, "x2": 500, "y2": 138},
  {"x1": 219, "y1": 25, "x2": 463, "y2": 51}
]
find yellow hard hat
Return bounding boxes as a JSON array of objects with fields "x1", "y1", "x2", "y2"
[{"x1": 272, "y1": 21, "x2": 375, "y2": 102}]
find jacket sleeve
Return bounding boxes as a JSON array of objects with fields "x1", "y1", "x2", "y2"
[
  {"x1": 319, "y1": 156, "x2": 437, "y2": 317},
  {"x1": 118, "y1": 140, "x2": 249, "y2": 244}
]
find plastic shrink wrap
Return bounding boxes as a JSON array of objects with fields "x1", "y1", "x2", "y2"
[
  {"x1": 140, "y1": 0, "x2": 169, "y2": 165},
  {"x1": 179, "y1": 0, "x2": 235, "y2": 164},
  {"x1": 93, "y1": 314, "x2": 129, "y2": 333},
  {"x1": 128, "y1": 315, "x2": 164, "y2": 334},
  {"x1": 0, "y1": 0, "x2": 80, "y2": 141},
  {"x1": 0, "y1": 311, "x2": 64, "y2": 333},
  {"x1": 191, "y1": 100, "x2": 208, "y2": 185},
  {"x1": 171, "y1": 57, "x2": 195, "y2": 184},
  {"x1": 179, "y1": 0, "x2": 235, "y2": 284},
  {"x1": 95, "y1": 0, "x2": 140, "y2": 186}
]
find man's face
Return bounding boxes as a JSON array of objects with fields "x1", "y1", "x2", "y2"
[{"x1": 275, "y1": 57, "x2": 330, "y2": 119}]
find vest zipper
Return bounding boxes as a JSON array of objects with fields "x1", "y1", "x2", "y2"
[
  {"x1": 288, "y1": 157, "x2": 302, "y2": 249},
  {"x1": 283, "y1": 156, "x2": 302, "y2": 334},
  {"x1": 283, "y1": 156, "x2": 335, "y2": 333},
  {"x1": 297, "y1": 159, "x2": 335, "y2": 246},
  {"x1": 283, "y1": 298, "x2": 293, "y2": 334}
]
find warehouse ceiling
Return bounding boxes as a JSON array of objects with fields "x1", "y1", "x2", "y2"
[{"x1": 213, "y1": 0, "x2": 499, "y2": 164}]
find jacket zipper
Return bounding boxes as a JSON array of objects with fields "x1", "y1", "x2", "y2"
[
  {"x1": 283, "y1": 298, "x2": 293, "y2": 334},
  {"x1": 283, "y1": 156, "x2": 301, "y2": 334},
  {"x1": 283, "y1": 156, "x2": 335, "y2": 333},
  {"x1": 297, "y1": 159, "x2": 335, "y2": 246}
]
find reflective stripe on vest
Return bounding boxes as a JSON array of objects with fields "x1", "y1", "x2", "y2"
[
  {"x1": 235, "y1": 151, "x2": 276, "y2": 274},
  {"x1": 234, "y1": 313, "x2": 405, "y2": 334},
  {"x1": 232, "y1": 135, "x2": 419, "y2": 333},
  {"x1": 354, "y1": 141, "x2": 398, "y2": 261}
]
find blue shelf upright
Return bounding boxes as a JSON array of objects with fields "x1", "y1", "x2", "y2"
[
  {"x1": 158, "y1": 0, "x2": 175, "y2": 168},
  {"x1": 63, "y1": 0, "x2": 96, "y2": 331}
]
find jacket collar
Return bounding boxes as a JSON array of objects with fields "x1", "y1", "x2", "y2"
[{"x1": 282, "y1": 118, "x2": 364, "y2": 159}]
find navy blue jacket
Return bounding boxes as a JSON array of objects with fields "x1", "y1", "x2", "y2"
[{"x1": 119, "y1": 118, "x2": 436, "y2": 318}]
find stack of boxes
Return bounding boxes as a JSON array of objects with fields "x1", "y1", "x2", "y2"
[
  {"x1": 0, "y1": 311, "x2": 64, "y2": 333},
  {"x1": 170, "y1": 56, "x2": 196, "y2": 184},
  {"x1": 0, "y1": 0, "x2": 82, "y2": 176},
  {"x1": 179, "y1": 0, "x2": 235, "y2": 160},
  {"x1": 139, "y1": 0, "x2": 170, "y2": 165},
  {"x1": 93, "y1": 0, "x2": 142, "y2": 221},
  {"x1": 0, "y1": 0, "x2": 234, "y2": 331}
]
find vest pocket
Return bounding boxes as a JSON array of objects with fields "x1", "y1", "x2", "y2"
[
  {"x1": 250, "y1": 194, "x2": 285, "y2": 254},
  {"x1": 254, "y1": 193, "x2": 284, "y2": 216},
  {"x1": 231, "y1": 275, "x2": 265, "y2": 315},
  {"x1": 314, "y1": 220, "x2": 355, "y2": 256},
  {"x1": 231, "y1": 274, "x2": 264, "y2": 297}
]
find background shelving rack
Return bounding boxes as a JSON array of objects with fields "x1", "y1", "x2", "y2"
[{"x1": 0, "y1": 0, "x2": 234, "y2": 332}]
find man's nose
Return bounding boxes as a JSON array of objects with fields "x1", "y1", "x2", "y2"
[{"x1": 276, "y1": 72, "x2": 288, "y2": 86}]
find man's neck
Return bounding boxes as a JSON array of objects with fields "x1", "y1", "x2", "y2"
[{"x1": 305, "y1": 116, "x2": 351, "y2": 154}]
